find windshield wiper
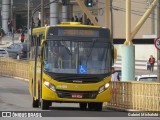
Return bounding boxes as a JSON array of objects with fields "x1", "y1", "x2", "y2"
[
  {"x1": 85, "y1": 39, "x2": 97, "y2": 65},
  {"x1": 62, "y1": 41, "x2": 72, "y2": 55}
]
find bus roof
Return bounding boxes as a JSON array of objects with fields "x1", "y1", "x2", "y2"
[
  {"x1": 32, "y1": 22, "x2": 103, "y2": 34},
  {"x1": 57, "y1": 22, "x2": 101, "y2": 28},
  {"x1": 32, "y1": 26, "x2": 48, "y2": 33}
]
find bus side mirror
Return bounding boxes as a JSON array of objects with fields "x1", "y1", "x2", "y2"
[
  {"x1": 41, "y1": 39, "x2": 45, "y2": 46},
  {"x1": 40, "y1": 47, "x2": 43, "y2": 63},
  {"x1": 40, "y1": 40, "x2": 45, "y2": 63}
]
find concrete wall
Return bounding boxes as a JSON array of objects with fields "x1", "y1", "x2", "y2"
[
  {"x1": 115, "y1": 45, "x2": 157, "y2": 61},
  {"x1": 115, "y1": 0, "x2": 153, "y2": 38}
]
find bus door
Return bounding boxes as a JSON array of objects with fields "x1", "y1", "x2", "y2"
[{"x1": 33, "y1": 34, "x2": 42, "y2": 100}]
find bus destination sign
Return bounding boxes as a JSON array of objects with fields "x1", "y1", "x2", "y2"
[{"x1": 58, "y1": 29, "x2": 99, "y2": 37}]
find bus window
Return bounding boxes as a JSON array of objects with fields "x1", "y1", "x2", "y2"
[{"x1": 42, "y1": 40, "x2": 111, "y2": 74}]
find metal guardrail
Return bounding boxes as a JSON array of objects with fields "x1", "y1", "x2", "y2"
[
  {"x1": 0, "y1": 58, "x2": 29, "y2": 79},
  {"x1": 0, "y1": 58, "x2": 159, "y2": 111},
  {"x1": 108, "y1": 82, "x2": 160, "y2": 111}
]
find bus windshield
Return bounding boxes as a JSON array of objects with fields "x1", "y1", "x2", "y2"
[{"x1": 43, "y1": 40, "x2": 111, "y2": 74}]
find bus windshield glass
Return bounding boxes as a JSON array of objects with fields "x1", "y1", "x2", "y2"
[{"x1": 43, "y1": 40, "x2": 111, "y2": 74}]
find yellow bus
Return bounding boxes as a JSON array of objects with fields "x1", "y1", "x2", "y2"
[{"x1": 29, "y1": 22, "x2": 114, "y2": 110}]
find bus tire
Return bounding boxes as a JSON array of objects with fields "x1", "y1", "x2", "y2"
[
  {"x1": 94, "y1": 102, "x2": 103, "y2": 111},
  {"x1": 88, "y1": 102, "x2": 103, "y2": 111},
  {"x1": 32, "y1": 98, "x2": 39, "y2": 108},
  {"x1": 88, "y1": 103, "x2": 94, "y2": 110},
  {"x1": 79, "y1": 103, "x2": 87, "y2": 110},
  {"x1": 41, "y1": 100, "x2": 51, "y2": 110}
]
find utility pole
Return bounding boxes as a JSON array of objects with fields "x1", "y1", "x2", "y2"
[
  {"x1": 122, "y1": 0, "x2": 135, "y2": 81},
  {"x1": 11, "y1": 0, "x2": 14, "y2": 44},
  {"x1": 105, "y1": 0, "x2": 110, "y2": 29},
  {"x1": 27, "y1": 0, "x2": 30, "y2": 41},
  {"x1": 41, "y1": 0, "x2": 44, "y2": 26},
  {"x1": 110, "y1": 0, "x2": 113, "y2": 43},
  {"x1": 62, "y1": 0, "x2": 70, "y2": 22},
  {"x1": 130, "y1": 0, "x2": 157, "y2": 40},
  {"x1": 83, "y1": 0, "x2": 87, "y2": 24},
  {"x1": 27, "y1": 0, "x2": 30, "y2": 59},
  {"x1": 157, "y1": 0, "x2": 160, "y2": 82},
  {"x1": 122, "y1": 0, "x2": 157, "y2": 81}
]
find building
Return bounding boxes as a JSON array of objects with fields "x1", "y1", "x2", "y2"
[{"x1": 0, "y1": 0, "x2": 158, "y2": 60}]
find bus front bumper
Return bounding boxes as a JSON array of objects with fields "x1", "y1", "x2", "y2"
[{"x1": 42, "y1": 84, "x2": 111, "y2": 102}]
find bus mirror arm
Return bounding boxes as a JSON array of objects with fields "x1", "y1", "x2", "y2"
[
  {"x1": 40, "y1": 39, "x2": 45, "y2": 63},
  {"x1": 40, "y1": 56, "x2": 43, "y2": 63},
  {"x1": 40, "y1": 46, "x2": 44, "y2": 63},
  {"x1": 41, "y1": 39, "x2": 45, "y2": 46}
]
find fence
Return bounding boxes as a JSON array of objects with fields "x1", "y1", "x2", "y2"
[
  {"x1": 108, "y1": 82, "x2": 160, "y2": 111},
  {"x1": 0, "y1": 58, "x2": 29, "y2": 79},
  {"x1": 0, "y1": 58, "x2": 159, "y2": 111}
]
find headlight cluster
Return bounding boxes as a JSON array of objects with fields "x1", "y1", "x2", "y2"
[
  {"x1": 43, "y1": 80, "x2": 109, "y2": 94},
  {"x1": 98, "y1": 83, "x2": 110, "y2": 94},
  {"x1": 44, "y1": 80, "x2": 56, "y2": 92}
]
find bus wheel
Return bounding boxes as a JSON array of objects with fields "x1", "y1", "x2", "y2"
[
  {"x1": 94, "y1": 102, "x2": 103, "y2": 111},
  {"x1": 88, "y1": 102, "x2": 103, "y2": 111},
  {"x1": 88, "y1": 103, "x2": 94, "y2": 110},
  {"x1": 32, "y1": 98, "x2": 39, "y2": 108},
  {"x1": 79, "y1": 103, "x2": 87, "y2": 110},
  {"x1": 41, "y1": 100, "x2": 51, "y2": 110}
]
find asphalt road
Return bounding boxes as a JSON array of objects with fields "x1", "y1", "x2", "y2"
[
  {"x1": 0, "y1": 76, "x2": 36, "y2": 111},
  {"x1": 0, "y1": 76, "x2": 114, "y2": 112},
  {"x1": 0, "y1": 76, "x2": 159, "y2": 120}
]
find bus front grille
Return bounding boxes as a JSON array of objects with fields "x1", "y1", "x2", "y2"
[{"x1": 56, "y1": 90, "x2": 98, "y2": 99}]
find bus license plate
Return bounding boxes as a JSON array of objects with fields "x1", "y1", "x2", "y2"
[{"x1": 71, "y1": 94, "x2": 83, "y2": 98}]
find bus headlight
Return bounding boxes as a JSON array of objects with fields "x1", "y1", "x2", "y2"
[
  {"x1": 44, "y1": 81, "x2": 50, "y2": 87},
  {"x1": 98, "y1": 83, "x2": 110, "y2": 94},
  {"x1": 44, "y1": 81, "x2": 56, "y2": 92}
]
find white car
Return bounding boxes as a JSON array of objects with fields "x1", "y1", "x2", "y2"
[
  {"x1": 0, "y1": 48, "x2": 9, "y2": 58},
  {"x1": 135, "y1": 74, "x2": 157, "y2": 82}
]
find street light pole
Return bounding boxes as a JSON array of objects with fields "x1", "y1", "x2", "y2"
[
  {"x1": 27, "y1": 0, "x2": 31, "y2": 59},
  {"x1": 110, "y1": 0, "x2": 113, "y2": 44},
  {"x1": 11, "y1": 0, "x2": 14, "y2": 44},
  {"x1": 157, "y1": 0, "x2": 160, "y2": 82},
  {"x1": 28, "y1": 0, "x2": 30, "y2": 42},
  {"x1": 41, "y1": 0, "x2": 44, "y2": 26}
]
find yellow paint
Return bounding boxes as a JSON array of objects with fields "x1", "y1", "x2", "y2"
[
  {"x1": 29, "y1": 22, "x2": 112, "y2": 105},
  {"x1": 42, "y1": 73, "x2": 111, "y2": 102}
]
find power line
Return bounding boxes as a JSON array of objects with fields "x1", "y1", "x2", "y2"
[
  {"x1": 113, "y1": 0, "x2": 160, "y2": 11},
  {"x1": 113, "y1": 0, "x2": 148, "y2": 5},
  {"x1": 112, "y1": 5, "x2": 157, "y2": 19}
]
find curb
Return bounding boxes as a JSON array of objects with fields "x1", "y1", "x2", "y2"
[
  {"x1": 14, "y1": 76, "x2": 29, "y2": 82},
  {"x1": 104, "y1": 105, "x2": 140, "y2": 112},
  {"x1": 0, "y1": 75, "x2": 29, "y2": 82}
]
